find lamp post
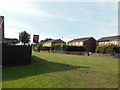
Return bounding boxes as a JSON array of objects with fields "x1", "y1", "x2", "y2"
[{"x1": 61, "y1": 37, "x2": 63, "y2": 53}]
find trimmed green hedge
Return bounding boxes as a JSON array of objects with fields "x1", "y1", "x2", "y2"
[
  {"x1": 95, "y1": 45, "x2": 120, "y2": 55},
  {"x1": 66, "y1": 45, "x2": 85, "y2": 51},
  {"x1": 40, "y1": 46, "x2": 51, "y2": 50},
  {"x1": 51, "y1": 44, "x2": 85, "y2": 52}
]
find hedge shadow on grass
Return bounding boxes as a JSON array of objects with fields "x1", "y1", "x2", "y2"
[{"x1": 2, "y1": 55, "x2": 90, "y2": 81}]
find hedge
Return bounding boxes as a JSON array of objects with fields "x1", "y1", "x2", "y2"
[
  {"x1": 40, "y1": 46, "x2": 51, "y2": 50},
  {"x1": 95, "y1": 45, "x2": 120, "y2": 55},
  {"x1": 51, "y1": 44, "x2": 85, "y2": 52}
]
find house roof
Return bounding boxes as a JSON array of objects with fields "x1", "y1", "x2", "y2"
[
  {"x1": 98, "y1": 35, "x2": 120, "y2": 42},
  {"x1": 44, "y1": 39, "x2": 65, "y2": 44},
  {"x1": 4, "y1": 38, "x2": 19, "y2": 44},
  {"x1": 68, "y1": 37, "x2": 93, "y2": 43}
]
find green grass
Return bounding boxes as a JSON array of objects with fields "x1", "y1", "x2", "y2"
[{"x1": 2, "y1": 52, "x2": 118, "y2": 88}]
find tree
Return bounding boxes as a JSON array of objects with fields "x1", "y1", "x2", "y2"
[
  {"x1": 41, "y1": 38, "x2": 53, "y2": 43},
  {"x1": 19, "y1": 31, "x2": 31, "y2": 45}
]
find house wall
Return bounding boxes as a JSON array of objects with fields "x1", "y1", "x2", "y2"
[
  {"x1": 84, "y1": 38, "x2": 96, "y2": 52},
  {"x1": 68, "y1": 41, "x2": 83, "y2": 46},
  {"x1": 43, "y1": 43, "x2": 51, "y2": 47},
  {"x1": 98, "y1": 40, "x2": 120, "y2": 46}
]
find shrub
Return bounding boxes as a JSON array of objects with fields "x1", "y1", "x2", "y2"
[
  {"x1": 95, "y1": 46, "x2": 107, "y2": 54},
  {"x1": 95, "y1": 45, "x2": 119, "y2": 55},
  {"x1": 106, "y1": 45, "x2": 115, "y2": 55}
]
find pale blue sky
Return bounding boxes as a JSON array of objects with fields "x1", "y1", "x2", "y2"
[{"x1": 0, "y1": 0, "x2": 118, "y2": 42}]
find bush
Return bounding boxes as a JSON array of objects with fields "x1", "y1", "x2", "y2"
[
  {"x1": 106, "y1": 45, "x2": 115, "y2": 55},
  {"x1": 95, "y1": 45, "x2": 120, "y2": 55}
]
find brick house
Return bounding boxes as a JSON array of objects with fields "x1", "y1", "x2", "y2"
[
  {"x1": 97, "y1": 35, "x2": 120, "y2": 46},
  {"x1": 68, "y1": 37, "x2": 96, "y2": 52},
  {"x1": 43, "y1": 39, "x2": 66, "y2": 47}
]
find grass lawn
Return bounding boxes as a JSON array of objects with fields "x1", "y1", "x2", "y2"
[{"x1": 2, "y1": 52, "x2": 118, "y2": 88}]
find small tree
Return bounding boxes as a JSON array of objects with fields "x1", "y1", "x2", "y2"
[{"x1": 19, "y1": 31, "x2": 31, "y2": 45}]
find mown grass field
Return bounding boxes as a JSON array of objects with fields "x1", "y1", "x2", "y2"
[{"x1": 2, "y1": 52, "x2": 118, "y2": 88}]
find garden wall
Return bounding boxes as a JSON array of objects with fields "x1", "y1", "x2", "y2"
[{"x1": 2, "y1": 43, "x2": 32, "y2": 66}]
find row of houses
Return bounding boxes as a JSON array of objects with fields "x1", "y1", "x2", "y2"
[
  {"x1": 43, "y1": 35, "x2": 120, "y2": 52},
  {"x1": 4, "y1": 35, "x2": 120, "y2": 52}
]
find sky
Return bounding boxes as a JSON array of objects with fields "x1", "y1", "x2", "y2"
[{"x1": 0, "y1": 0, "x2": 118, "y2": 43}]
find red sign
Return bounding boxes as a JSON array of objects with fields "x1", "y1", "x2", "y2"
[{"x1": 33, "y1": 35, "x2": 39, "y2": 43}]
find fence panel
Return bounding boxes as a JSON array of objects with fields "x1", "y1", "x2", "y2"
[{"x1": 2, "y1": 44, "x2": 32, "y2": 66}]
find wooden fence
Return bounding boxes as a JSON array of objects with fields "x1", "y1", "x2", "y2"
[{"x1": 2, "y1": 43, "x2": 32, "y2": 66}]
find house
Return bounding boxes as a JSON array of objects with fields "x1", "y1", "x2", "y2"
[
  {"x1": 97, "y1": 35, "x2": 120, "y2": 46},
  {"x1": 4, "y1": 38, "x2": 19, "y2": 45},
  {"x1": 43, "y1": 39, "x2": 66, "y2": 47},
  {"x1": 68, "y1": 37, "x2": 96, "y2": 52}
]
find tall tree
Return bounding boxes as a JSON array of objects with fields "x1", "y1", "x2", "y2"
[{"x1": 19, "y1": 31, "x2": 31, "y2": 45}]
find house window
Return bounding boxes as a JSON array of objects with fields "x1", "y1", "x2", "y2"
[
  {"x1": 105, "y1": 41, "x2": 108, "y2": 45},
  {"x1": 76, "y1": 42, "x2": 79, "y2": 45},
  {"x1": 74, "y1": 42, "x2": 76, "y2": 45},
  {"x1": 99, "y1": 42, "x2": 102, "y2": 45},
  {"x1": 116, "y1": 40, "x2": 119, "y2": 45},
  {"x1": 112, "y1": 41, "x2": 115, "y2": 45},
  {"x1": 102, "y1": 42, "x2": 105, "y2": 45},
  {"x1": 108, "y1": 41, "x2": 112, "y2": 45},
  {"x1": 79, "y1": 42, "x2": 83, "y2": 45}
]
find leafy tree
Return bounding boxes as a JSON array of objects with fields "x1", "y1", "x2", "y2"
[
  {"x1": 19, "y1": 31, "x2": 31, "y2": 45},
  {"x1": 41, "y1": 38, "x2": 53, "y2": 43}
]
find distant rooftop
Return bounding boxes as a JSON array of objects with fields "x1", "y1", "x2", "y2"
[
  {"x1": 98, "y1": 35, "x2": 120, "y2": 42},
  {"x1": 68, "y1": 37, "x2": 94, "y2": 43}
]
